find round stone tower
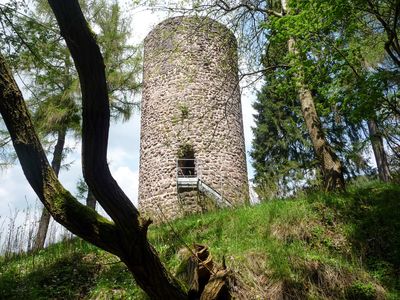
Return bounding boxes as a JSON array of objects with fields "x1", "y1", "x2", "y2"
[{"x1": 139, "y1": 16, "x2": 248, "y2": 221}]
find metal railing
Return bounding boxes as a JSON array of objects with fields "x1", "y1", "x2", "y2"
[
  {"x1": 175, "y1": 158, "x2": 232, "y2": 207},
  {"x1": 176, "y1": 158, "x2": 197, "y2": 178}
]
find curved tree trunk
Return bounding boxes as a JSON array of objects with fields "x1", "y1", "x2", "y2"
[
  {"x1": 0, "y1": 55, "x2": 121, "y2": 252},
  {"x1": 0, "y1": 0, "x2": 188, "y2": 297},
  {"x1": 48, "y1": 1, "x2": 187, "y2": 294},
  {"x1": 0, "y1": 44, "x2": 186, "y2": 300},
  {"x1": 32, "y1": 127, "x2": 66, "y2": 251},
  {"x1": 368, "y1": 119, "x2": 391, "y2": 182},
  {"x1": 281, "y1": 0, "x2": 345, "y2": 191}
]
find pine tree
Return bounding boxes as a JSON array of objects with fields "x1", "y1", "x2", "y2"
[
  {"x1": 251, "y1": 40, "x2": 316, "y2": 197},
  {"x1": 0, "y1": 0, "x2": 141, "y2": 250}
]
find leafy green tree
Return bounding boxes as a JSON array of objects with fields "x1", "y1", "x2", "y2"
[
  {"x1": 260, "y1": 0, "x2": 346, "y2": 191},
  {"x1": 349, "y1": 0, "x2": 400, "y2": 179},
  {"x1": 284, "y1": 0, "x2": 398, "y2": 181},
  {"x1": 353, "y1": 0, "x2": 400, "y2": 68},
  {"x1": 251, "y1": 38, "x2": 370, "y2": 196},
  {"x1": 251, "y1": 0, "x2": 399, "y2": 193},
  {"x1": 175, "y1": 0, "x2": 398, "y2": 187}
]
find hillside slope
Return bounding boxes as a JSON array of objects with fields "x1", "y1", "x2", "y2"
[{"x1": 1, "y1": 181, "x2": 399, "y2": 299}]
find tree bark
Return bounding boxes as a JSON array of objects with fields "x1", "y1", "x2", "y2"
[
  {"x1": 0, "y1": 53, "x2": 121, "y2": 256},
  {"x1": 33, "y1": 208, "x2": 51, "y2": 251},
  {"x1": 281, "y1": 0, "x2": 345, "y2": 191},
  {"x1": 296, "y1": 77, "x2": 345, "y2": 191},
  {"x1": 32, "y1": 127, "x2": 67, "y2": 251},
  {"x1": 86, "y1": 188, "x2": 96, "y2": 210},
  {"x1": 367, "y1": 119, "x2": 391, "y2": 182}
]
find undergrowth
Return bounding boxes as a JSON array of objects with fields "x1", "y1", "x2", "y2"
[{"x1": 0, "y1": 180, "x2": 399, "y2": 299}]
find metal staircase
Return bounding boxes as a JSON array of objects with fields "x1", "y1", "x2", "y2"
[{"x1": 176, "y1": 159, "x2": 231, "y2": 208}]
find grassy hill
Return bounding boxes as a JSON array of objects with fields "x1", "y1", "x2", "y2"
[{"x1": 1, "y1": 180, "x2": 399, "y2": 299}]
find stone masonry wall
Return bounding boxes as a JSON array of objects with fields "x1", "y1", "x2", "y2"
[{"x1": 139, "y1": 16, "x2": 248, "y2": 221}]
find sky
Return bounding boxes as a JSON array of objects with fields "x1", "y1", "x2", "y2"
[{"x1": 0, "y1": 2, "x2": 258, "y2": 230}]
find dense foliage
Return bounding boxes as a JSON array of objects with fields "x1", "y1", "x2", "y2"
[{"x1": 251, "y1": 0, "x2": 399, "y2": 195}]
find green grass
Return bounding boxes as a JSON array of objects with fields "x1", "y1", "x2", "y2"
[{"x1": 1, "y1": 180, "x2": 399, "y2": 299}]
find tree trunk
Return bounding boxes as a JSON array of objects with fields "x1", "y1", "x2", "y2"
[
  {"x1": 281, "y1": 0, "x2": 345, "y2": 191},
  {"x1": 86, "y1": 188, "x2": 96, "y2": 209},
  {"x1": 0, "y1": 48, "x2": 187, "y2": 300},
  {"x1": 32, "y1": 209, "x2": 50, "y2": 251},
  {"x1": 367, "y1": 119, "x2": 391, "y2": 182},
  {"x1": 32, "y1": 128, "x2": 66, "y2": 251},
  {"x1": 48, "y1": 0, "x2": 186, "y2": 292},
  {"x1": 296, "y1": 78, "x2": 345, "y2": 191}
]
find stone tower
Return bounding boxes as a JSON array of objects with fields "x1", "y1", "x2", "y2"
[{"x1": 139, "y1": 16, "x2": 248, "y2": 221}]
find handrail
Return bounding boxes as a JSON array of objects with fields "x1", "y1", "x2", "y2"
[
  {"x1": 176, "y1": 158, "x2": 233, "y2": 208},
  {"x1": 198, "y1": 179, "x2": 231, "y2": 208},
  {"x1": 176, "y1": 158, "x2": 197, "y2": 178}
]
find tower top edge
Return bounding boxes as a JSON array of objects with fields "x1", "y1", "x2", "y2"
[{"x1": 144, "y1": 15, "x2": 236, "y2": 44}]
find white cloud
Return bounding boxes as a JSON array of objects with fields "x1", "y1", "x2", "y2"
[
  {"x1": 108, "y1": 147, "x2": 135, "y2": 166},
  {"x1": 111, "y1": 167, "x2": 139, "y2": 206},
  {"x1": 0, "y1": 167, "x2": 37, "y2": 216},
  {"x1": 129, "y1": 7, "x2": 168, "y2": 44}
]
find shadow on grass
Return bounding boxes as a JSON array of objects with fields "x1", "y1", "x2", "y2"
[
  {"x1": 0, "y1": 252, "x2": 99, "y2": 299},
  {"x1": 349, "y1": 185, "x2": 400, "y2": 288},
  {"x1": 317, "y1": 182, "x2": 400, "y2": 290},
  {"x1": 89, "y1": 262, "x2": 147, "y2": 299}
]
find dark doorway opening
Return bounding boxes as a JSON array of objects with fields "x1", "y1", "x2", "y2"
[{"x1": 177, "y1": 145, "x2": 196, "y2": 177}]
